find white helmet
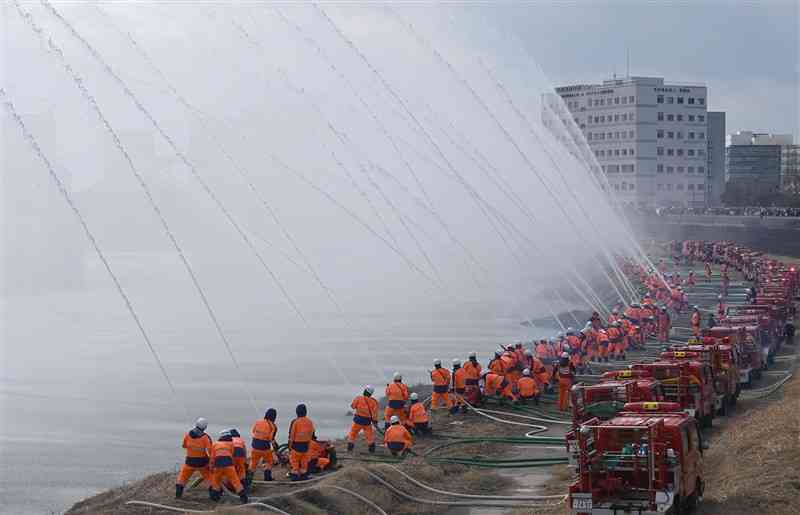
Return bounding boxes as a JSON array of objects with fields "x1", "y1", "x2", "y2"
[
  {"x1": 452, "y1": 358, "x2": 461, "y2": 366},
  {"x1": 393, "y1": 372, "x2": 402, "y2": 381},
  {"x1": 525, "y1": 349, "x2": 533, "y2": 356},
  {"x1": 390, "y1": 415, "x2": 400, "y2": 424},
  {"x1": 218, "y1": 429, "x2": 231, "y2": 438},
  {"x1": 195, "y1": 417, "x2": 208, "y2": 431},
  {"x1": 410, "y1": 392, "x2": 419, "y2": 401},
  {"x1": 468, "y1": 351, "x2": 477, "y2": 359},
  {"x1": 364, "y1": 385, "x2": 375, "y2": 395},
  {"x1": 567, "y1": 327, "x2": 575, "y2": 333},
  {"x1": 557, "y1": 332, "x2": 564, "y2": 338},
  {"x1": 494, "y1": 350, "x2": 502, "y2": 357},
  {"x1": 561, "y1": 352, "x2": 569, "y2": 359},
  {"x1": 522, "y1": 368, "x2": 531, "y2": 376},
  {"x1": 717, "y1": 295, "x2": 723, "y2": 300},
  {"x1": 433, "y1": 358, "x2": 442, "y2": 366}
]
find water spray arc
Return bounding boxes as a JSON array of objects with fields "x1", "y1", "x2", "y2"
[
  {"x1": 384, "y1": 8, "x2": 633, "y2": 310},
  {"x1": 13, "y1": 1, "x2": 267, "y2": 410},
  {"x1": 476, "y1": 59, "x2": 640, "y2": 304},
  {"x1": 2, "y1": 90, "x2": 186, "y2": 416},
  {"x1": 269, "y1": 6, "x2": 489, "y2": 289}
]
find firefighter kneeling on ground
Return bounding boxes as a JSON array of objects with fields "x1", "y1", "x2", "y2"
[
  {"x1": 405, "y1": 392, "x2": 432, "y2": 435},
  {"x1": 384, "y1": 415, "x2": 413, "y2": 457},
  {"x1": 517, "y1": 368, "x2": 539, "y2": 405},
  {"x1": 307, "y1": 436, "x2": 337, "y2": 474},
  {"x1": 481, "y1": 369, "x2": 517, "y2": 404}
]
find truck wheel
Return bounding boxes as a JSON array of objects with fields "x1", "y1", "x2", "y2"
[{"x1": 702, "y1": 412, "x2": 713, "y2": 428}]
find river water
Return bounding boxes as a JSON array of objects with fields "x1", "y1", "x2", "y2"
[{"x1": 0, "y1": 254, "x2": 559, "y2": 514}]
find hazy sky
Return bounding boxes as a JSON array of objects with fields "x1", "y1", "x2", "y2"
[{"x1": 502, "y1": 0, "x2": 799, "y2": 141}]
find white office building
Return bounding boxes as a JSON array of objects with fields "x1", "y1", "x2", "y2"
[{"x1": 555, "y1": 76, "x2": 721, "y2": 207}]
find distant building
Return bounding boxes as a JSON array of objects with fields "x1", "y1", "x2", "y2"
[
  {"x1": 554, "y1": 76, "x2": 715, "y2": 207},
  {"x1": 725, "y1": 131, "x2": 799, "y2": 197},
  {"x1": 707, "y1": 112, "x2": 726, "y2": 206}
]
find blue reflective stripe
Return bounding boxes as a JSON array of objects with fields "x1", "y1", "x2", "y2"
[
  {"x1": 291, "y1": 441, "x2": 310, "y2": 452},
  {"x1": 214, "y1": 456, "x2": 234, "y2": 467},
  {"x1": 388, "y1": 399, "x2": 405, "y2": 409},
  {"x1": 387, "y1": 441, "x2": 405, "y2": 451},
  {"x1": 251, "y1": 438, "x2": 271, "y2": 450},
  {"x1": 433, "y1": 385, "x2": 449, "y2": 393},
  {"x1": 185, "y1": 456, "x2": 209, "y2": 467},
  {"x1": 352, "y1": 415, "x2": 372, "y2": 426},
  {"x1": 233, "y1": 447, "x2": 246, "y2": 458}
]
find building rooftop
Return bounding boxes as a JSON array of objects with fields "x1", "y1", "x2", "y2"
[{"x1": 727, "y1": 131, "x2": 794, "y2": 147}]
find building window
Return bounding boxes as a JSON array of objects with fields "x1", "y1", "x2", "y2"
[
  {"x1": 688, "y1": 149, "x2": 695, "y2": 156},
  {"x1": 614, "y1": 114, "x2": 619, "y2": 122},
  {"x1": 657, "y1": 129, "x2": 664, "y2": 139},
  {"x1": 667, "y1": 184, "x2": 673, "y2": 191},
  {"x1": 615, "y1": 149, "x2": 620, "y2": 156},
  {"x1": 629, "y1": 112, "x2": 635, "y2": 121},
  {"x1": 688, "y1": 183, "x2": 695, "y2": 190},
  {"x1": 697, "y1": 149, "x2": 706, "y2": 156},
  {"x1": 630, "y1": 148, "x2": 635, "y2": 155},
  {"x1": 699, "y1": 132, "x2": 705, "y2": 139},
  {"x1": 677, "y1": 96, "x2": 684, "y2": 104},
  {"x1": 607, "y1": 132, "x2": 613, "y2": 139},
  {"x1": 622, "y1": 97, "x2": 628, "y2": 104},
  {"x1": 698, "y1": 98, "x2": 705, "y2": 105},
  {"x1": 677, "y1": 149, "x2": 684, "y2": 156},
  {"x1": 600, "y1": 115, "x2": 605, "y2": 123},
  {"x1": 678, "y1": 166, "x2": 685, "y2": 173},
  {"x1": 629, "y1": 96, "x2": 635, "y2": 103},
  {"x1": 657, "y1": 164, "x2": 664, "y2": 173},
  {"x1": 614, "y1": 97, "x2": 620, "y2": 105},
  {"x1": 677, "y1": 131, "x2": 683, "y2": 139},
  {"x1": 698, "y1": 115, "x2": 705, "y2": 122},
  {"x1": 622, "y1": 113, "x2": 628, "y2": 121},
  {"x1": 667, "y1": 148, "x2": 675, "y2": 156},
  {"x1": 698, "y1": 183, "x2": 705, "y2": 190},
  {"x1": 657, "y1": 147, "x2": 664, "y2": 156},
  {"x1": 657, "y1": 112, "x2": 664, "y2": 121},
  {"x1": 689, "y1": 131, "x2": 695, "y2": 139},
  {"x1": 668, "y1": 131, "x2": 675, "y2": 139},
  {"x1": 667, "y1": 114, "x2": 674, "y2": 121},
  {"x1": 622, "y1": 149, "x2": 628, "y2": 156},
  {"x1": 688, "y1": 114, "x2": 695, "y2": 122},
  {"x1": 688, "y1": 97, "x2": 695, "y2": 105},
  {"x1": 587, "y1": 133, "x2": 593, "y2": 141},
  {"x1": 667, "y1": 96, "x2": 674, "y2": 104},
  {"x1": 688, "y1": 166, "x2": 695, "y2": 173},
  {"x1": 657, "y1": 183, "x2": 664, "y2": 190},
  {"x1": 677, "y1": 183, "x2": 684, "y2": 190},
  {"x1": 698, "y1": 166, "x2": 705, "y2": 174},
  {"x1": 677, "y1": 114, "x2": 683, "y2": 121},
  {"x1": 657, "y1": 95, "x2": 664, "y2": 104},
  {"x1": 667, "y1": 166, "x2": 674, "y2": 173}
]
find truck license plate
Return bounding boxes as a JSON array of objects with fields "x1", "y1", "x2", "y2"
[{"x1": 573, "y1": 498, "x2": 592, "y2": 510}]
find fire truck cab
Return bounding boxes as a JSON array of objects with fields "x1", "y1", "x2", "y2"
[{"x1": 568, "y1": 402, "x2": 705, "y2": 515}]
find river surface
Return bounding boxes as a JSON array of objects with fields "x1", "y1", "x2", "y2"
[{"x1": 0, "y1": 255, "x2": 558, "y2": 515}]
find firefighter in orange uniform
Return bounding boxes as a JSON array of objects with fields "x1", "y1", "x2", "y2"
[
  {"x1": 451, "y1": 358, "x2": 467, "y2": 413},
  {"x1": 210, "y1": 430, "x2": 248, "y2": 503},
  {"x1": 430, "y1": 359, "x2": 452, "y2": 410},
  {"x1": 406, "y1": 392, "x2": 431, "y2": 435},
  {"x1": 175, "y1": 418, "x2": 212, "y2": 499},
  {"x1": 517, "y1": 369, "x2": 539, "y2": 404},
  {"x1": 488, "y1": 350, "x2": 506, "y2": 375},
  {"x1": 555, "y1": 352, "x2": 576, "y2": 411},
  {"x1": 250, "y1": 409, "x2": 278, "y2": 482},
  {"x1": 288, "y1": 404, "x2": 315, "y2": 481},
  {"x1": 384, "y1": 372, "x2": 409, "y2": 429},
  {"x1": 308, "y1": 436, "x2": 336, "y2": 473},
  {"x1": 482, "y1": 370, "x2": 517, "y2": 403},
  {"x1": 347, "y1": 385, "x2": 379, "y2": 453},
  {"x1": 229, "y1": 428, "x2": 248, "y2": 484},
  {"x1": 463, "y1": 352, "x2": 482, "y2": 404},
  {"x1": 657, "y1": 306, "x2": 671, "y2": 343},
  {"x1": 691, "y1": 306, "x2": 702, "y2": 337},
  {"x1": 384, "y1": 415, "x2": 413, "y2": 456}
]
